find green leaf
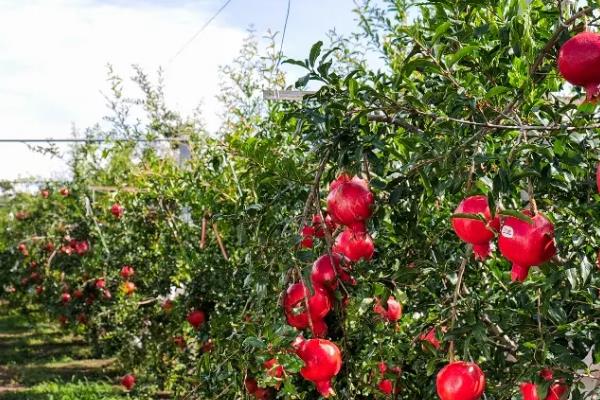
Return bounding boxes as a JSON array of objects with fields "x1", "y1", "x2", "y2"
[
  {"x1": 497, "y1": 209, "x2": 533, "y2": 223},
  {"x1": 446, "y1": 45, "x2": 478, "y2": 67},
  {"x1": 309, "y1": 41, "x2": 323, "y2": 67},
  {"x1": 432, "y1": 22, "x2": 451, "y2": 44}
]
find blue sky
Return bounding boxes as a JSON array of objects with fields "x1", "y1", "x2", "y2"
[{"x1": 0, "y1": 0, "x2": 362, "y2": 180}]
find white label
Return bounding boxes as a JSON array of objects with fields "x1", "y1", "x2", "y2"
[{"x1": 501, "y1": 225, "x2": 514, "y2": 238}]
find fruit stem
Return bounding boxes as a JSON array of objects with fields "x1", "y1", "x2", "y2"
[{"x1": 200, "y1": 215, "x2": 207, "y2": 249}]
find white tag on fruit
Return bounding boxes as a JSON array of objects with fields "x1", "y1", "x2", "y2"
[{"x1": 501, "y1": 226, "x2": 514, "y2": 238}]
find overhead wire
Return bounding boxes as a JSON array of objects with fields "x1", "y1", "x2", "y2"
[{"x1": 167, "y1": 0, "x2": 234, "y2": 66}]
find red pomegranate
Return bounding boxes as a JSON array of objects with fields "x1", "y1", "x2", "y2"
[
  {"x1": 378, "y1": 361, "x2": 388, "y2": 374},
  {"x1": 520, "y1": 382, "x2": 568, "y2": 400},
  {"x1": 244, "y1": 377, "x2": 258, "y2": 394},
  {"x1": 121, "y1": 374, "x2": 135, "y2": 391},
  {"x1": 436, "y1": 361, "x2": 486, "y2": 400},
  {"x1": 41, "y1": 189, "x2": 50, "y2": 198},
  {"x1": 162, "y1": 299, "x2": 174, "y2": 312},
  {"x1": 310, "y1": 254, "x2": 342, "y2": 291},
  {"x1": 300, "y1": 225, "x2": 315, "y2": 249},
  {"x1": 111, "y1": 203, "x2": 124, "y2": 219},
  {"x1": 558, "y1": 32, "x2": 600, "y2": 102},
  {"x1": 451, "y1": 195, "x2": 499, "y2": 260},
  {"x1": 283, "y1": 282, "x2": 331, "y2": 335},
  {"x1": 419, "y1": 327, "x2": 442, "y2": 349},
  {"x1": 373, "y1": 296, "x2": 402, "y2": 322},
  {"x1": 333, "y1": 226, "x2": 374, "y2": 262},
  {"x1": 95, "y1": 279, "x2": 106, "y2": 289},
  {"x1": 120, "y1": 265, "x2": 135, "y2": 280},
  {"x1": 44, "y1": 242, "x2": 55, "y2": 252},
  {"x1": 187, "y1": 310, "x2": 206, "y2": 329},
  {"x1": 378, "y1": 379, "x2": 393, "y2": 395},
  {"x1": 327, "y1": 174, "x2": 374, "y2": 230},
  {"x1": 122, "y1": 282, "x2": 136, "y2": 296},
  {"x1": 59, "y1": 187, "x2": 70, "y2": 196},
  {"x1": 60, "y1": 292, "x2": 71, "y2": 304},
  {"x1": 72, "y1": 240, "x2": 89, "y2": 255},
  {"x1": 17, "y1": 243, "x2": 28, "y2": 256},
  {"x1": 540, "y1": 368, "x2": 554, "y2": 381},
  {"x1": 263, "y1": 358, "x2": 284, "y2": 378},
  {"x1": 173, "y1": 335, "x2": 187, "y2": 349},
  {"x1": 312, "y1": 214, "x2": 336, "y2": 237},
  {"x1": 498, "y1": 211, "x2": 556, "y2": 281},
  {"x1": 293, "y1": 337, "x2": 342, "y2": 398}
]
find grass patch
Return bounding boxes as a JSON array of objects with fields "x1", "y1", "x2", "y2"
[{"x1": 0, "y1": 380, "x2": 129, "y2": 400}]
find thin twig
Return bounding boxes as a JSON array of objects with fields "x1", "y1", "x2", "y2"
[
  {"x1": 448, "y1": 249, "x2": 471, "y2": 362},
  {"x1": 212, "y1": 222, "x2": 229, "y2": 261},
  {"x1": 200, "y1": 215, "x2": 207, "y2": 249}
]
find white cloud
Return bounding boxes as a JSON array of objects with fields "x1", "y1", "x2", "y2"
[{"x1": 0, "y1": 0, "x2": 246, "y2": 180}]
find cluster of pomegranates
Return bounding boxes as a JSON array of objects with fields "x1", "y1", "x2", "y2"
[
  {"x1": 120, "y1": 265, "x2": 136, "y2": 296},
  {"x1": 376, "y1": 361, "x2": 401, "y2": 396},
  {"x1": 452, "y1": 195, "x2": 556, "y2": 282}
]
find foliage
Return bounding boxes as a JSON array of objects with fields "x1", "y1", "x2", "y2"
[{"x1": 2, "y1": 1, "x2": 600, "y2": 399}]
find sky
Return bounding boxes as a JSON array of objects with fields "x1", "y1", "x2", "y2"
[{"x1": 0, "y1": 0, "x2": 361, "y2": 181}]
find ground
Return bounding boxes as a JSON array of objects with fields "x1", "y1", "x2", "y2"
[{"x1": 0, "y1": 303, "x2": 130, "y2": 400}]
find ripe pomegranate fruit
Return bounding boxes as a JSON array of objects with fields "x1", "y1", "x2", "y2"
[
  {"x1": 520, "y1": 382, "x2": 568, "y2": 400},
  {"x1": 327, "y1": 174, "x2": 374, "y2": 230},
  {"x1": 111, "y1": 203, "x2": 124, "y2": 219},
  {"x1": 187, "y1": 310, "x2": 206, "y2": 330},
  {"x1": 263, "y1": 358, "x2": 284, "y2": 378},
  {"x1": 540, "y1": 368, "x2": 553, "y2": 381},
  {"x1": 419, "y1": 327, "x2": 442, "y2": 350},
  {"x1": 17, "y1": 243, "x2": 28, "y2": 256},
  {"x1": 373, "y1": 296, "x2": 402, "y2": 322},
  {"x1": 59, "y1": 187, "x2": 69, "y2": 196},
  {"x1": 173, "y1": 335, "x2": 187, "y2": 349},
  {"x1": 283, "y1": 282, "x2": 331, "y2": 335},
  {"x1": 122, "y1": 282, "x2": 136, "y2": 296},
  {"x1": 378, "y1": 379, "x2": 393, "y2": 395},
  {"x1": 72, "y1": 240, "x2": 89, "y2": 255},
  {"x1": 312, "y1": 213, "x2": 336, "y2": 237},
  {"x1": 558, "y1": 32, "x2": 600, "y2": 102},
  {"x1": 310, "y1": 254, "x2": 342, "y2": 291},
  {"x1": 451, "y1": 195, "x2": 499, "y2": 260},
  {"x1": 498, "y1": 211, "x2": 556, "y2": 281},
  {"x1": 44, "y1": 242, "x2": 55, "y2": 252},
  {"x1": 436, "y1": 361, "x2": 485, "y2": 400},
  {"x1": 121, "y1": 374, "x2": 135, "y2": 391},
  {"x1": 162, "y1": 299, "x2": 174, "y2": 312},
  {"x1": 41, "y1": 189, "x2": 50, "y2": 198},
  {"x1": 378, "y1": 361, "x2": 388, "y2": 374},
  {"x1": 300, "y1": 225, "x2": 315, "y2": 248},
  {"x1": 333, "y1": 226, "x2": 374, "y2": 262},
  {"x1": 95, "y1": 279, "x2": 106, "y2": 289},
  {"x1": 60, "y1": 292, "x2": 71, "y2": 304},
  {"x1": 35, "y1": 285, "x2": 44, "y2": 295},
  {"x1": 120, "y1": 265, "x2": 135, "y2": 280},
  {"x1": 244, "y1": 377, "x2": 258, "y2": 394},
  {"x1": 293, "y1": 337, "x2": 342, "y2": 398}
]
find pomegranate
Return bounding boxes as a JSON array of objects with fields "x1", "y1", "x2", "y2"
[
  {"x1": 111, "y1": 203, "x2": 124, "y2": 219},
  {"x1": 95, "y1": 279, "x2": 106, "y2": 289},
  {"x1": 373, "y1": 296, "x2": 402, "y2": 322},
  {"x1": 245, "y1": 377, "x2": 258, "y2": 394},
  {"x1": 300, "y1": 225, "x2": 315, "y2": 248},
  {"x1": 520, "y1": 382, "x2": 568, "y2": 400},
  {"x1": 59, "y1": 187, "x2": 69, "y2": 196},
  {"x1": 120, "y1": 265, "x2": 135, "y2": 280},
  {"x1": 121, "y1": 374, "x2": 135, "y2": 391},
  {"x1": 378, "y1": 361, "x2": 388, "y2": 374},
  {"x1": 102, "y1": 289, "x2": 112, "y2": 300},
  {"x1": 327, "y1": 174, "x2": 374, "y2": 229},
  {"x1": 333, "y1": 226, "x2": 374, "y2": 262},
  {"x1": 35, "y1": 285, "x2": 44, "y2": 295},
  {"x1": 173, "y1": 335, "x2": 187, "y2": 349},
  {"x1": 451, "y1": 195, "x2": 499, "y2": 260},
  {"x1": 162, "y1": 299, "x2": 174, "y2": 312},
  {"x1": 498, "y1": 211, "x2": 556, "y2": 281},
  {"x1": 310, "y1": 254, "x2": 342, "y2": 291},
  {"x1": 263, "y1": 358, "x2": 284, "y2": 378},
  {"x1": 378, "y1": 379, "x2": 393, "y2": 395},
  {"x1": 540, "y1": 368, "x2": 554, "y2": 381},
  {"x1": 312, "y1": 213, "x2": 336, "y2": 237},
  {"x1": 283, "y1": 282, "x2": 331, "y2": 335},
  {"x1": 41, "y1": 189, "x2": 50, "y2": 198},
  {"x1": 60, "y1": 292, "x2": 71, "y2": 304},
  {"x1": 419, "y1": 327, "x2": 442, "y2": 350},
  {"x1": 293, "y1": 337, "x2": 342, "y2": 398},
  {"x1": 122, "y1": 282, "x2": 136, "y2": 296},
  {"x1": 436, "y1": 361, "x2": 485, "y2": 400},
  {"x1": 558, "y1": 32, "x2": 600, "y2": 102},
  {"x1": 44, "y1": 242, "x2": 55, "y2": 252},
  {"x1": 17, "y1": 243, "x2": 28, "y2": 256},
  {"x1": 72, "y1": 240, "x2": 89, "y2": 255},
  {"x1": 187, "y1": 310, "x2": 206, "y2": 329}
]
